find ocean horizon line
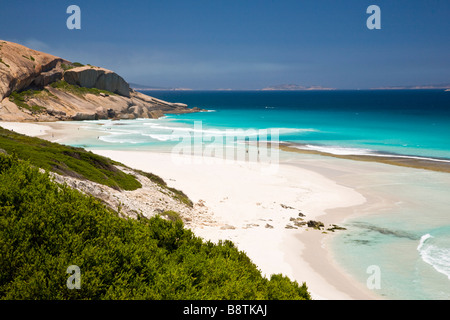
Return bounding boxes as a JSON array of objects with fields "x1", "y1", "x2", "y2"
[{"x1": 135, "y1": 88, "x2": 450, "y2": 92}]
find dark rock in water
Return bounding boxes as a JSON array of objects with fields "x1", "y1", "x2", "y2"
[
  {"x1": 327, "y1": 224, "x2": 347, "y2": 232},
  {"x1": 307, "y1": 220, "x2": 324, "y2": 230},
  {"x1": 352, "y1": 222, "x2": 419, "y2": 240}
]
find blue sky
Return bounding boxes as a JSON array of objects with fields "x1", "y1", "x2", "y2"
[{"x1": 1, "y1": 0, "x2": 449, "y2": 89}]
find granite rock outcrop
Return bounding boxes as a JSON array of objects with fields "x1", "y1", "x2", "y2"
[
  {"x1": 0, "y1": 40, "x2": 203, "y2": 121},
  {"x1": 64, "y1": 66, "x2": 130, "y2": 97}
]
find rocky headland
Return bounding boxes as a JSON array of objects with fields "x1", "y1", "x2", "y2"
[{"x1": 0, "y1": 40, "x2": 202, "y2": 121}]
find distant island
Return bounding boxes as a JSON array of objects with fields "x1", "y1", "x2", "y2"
[
  {"x1": 262, "y1": 84, "x2": 336, "y2": 91},
  {"x1": 262, "y1": 83, "x2": 450, "y2": 91},
  {"x1": 371, "y1": 84, "x2": 450, "y2": 90}
]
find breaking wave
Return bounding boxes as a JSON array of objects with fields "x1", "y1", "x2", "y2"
[{"x1": 418, "y1": 233, "x2": 450, "y2": 280}]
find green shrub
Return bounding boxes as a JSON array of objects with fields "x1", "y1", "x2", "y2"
[
  {"x1": 62, "y1": 62, "x2": 84, "y2": 70},
  {"x1": 161, "y1": 210, "x2": 182, "y2": 222},
  {"x1": 0, "y1": 58, "x2": 9, "y2": 68},
  {"x1": 0, "y1": 127, "x2": 141, "y2": 191},
  {"x1": 8, "y1": 90, "x2": 45, "y2": 114},
  {"x1": 61, "y1": 63, "x2": 74, "y2": 71},
  {"x1": 21, "y1": 55, "x2": 35, "y2": 61},
  {"x1": 50, "y1": 80, "x2": 114, "y2": 97}
]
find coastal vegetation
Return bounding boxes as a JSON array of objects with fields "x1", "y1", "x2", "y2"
[
  {"x1": 0, "y1": 127, "x2": 141, "y2": 191},
  {"x1": 0, "y1": 127, "x2": 193, "y2": 208},
  {"x1": 8, "y1": 89, "x2": 46, "y2": 114},
  {"x1": 50, "y1": 80, "x2": 115, "y2": 97},
  {"x1": 0, "y1": 58, "x2": 9, "y2": 68},
  {"x1": 61, "y1": 62, "x2": 84, "y2": 71},
  {"x1": 161, "y1": 210, "x2": 183, "y2": 222},
  {"x1": 0, "y1": 153, "x2": 311, "y2": 300},
  {"x1": 21, "y1": 55, "x2": 35, "y2": 62}
]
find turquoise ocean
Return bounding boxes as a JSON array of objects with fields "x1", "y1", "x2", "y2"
[{"x1": 62, "y1": 90, "x2": 450, "y2": 299}]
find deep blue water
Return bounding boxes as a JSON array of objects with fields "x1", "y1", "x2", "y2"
[{"x1": 142, "y1": 90, "x2": 450, "y2": 159}]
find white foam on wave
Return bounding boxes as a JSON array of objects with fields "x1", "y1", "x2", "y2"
[
  {"x1": 98, "y1": 133, "x2": 142, "y2": 144},
  {"x1": 275, "y1": 128, "x2": 317, "y2": 134},
  {"x1": 417, "y1": 234, "x2": 450, "y2": 280},
  {"x1": 298, "y1": 144, "x2": 375, "y2": 156},
  {"x1": 105, "y1": 125, "x2": 314, "y2": 143},
  {"x1": 143, "y1": 124, "x2": 315, "y2": 137},
  {"x1": 142, "y1": 133, "x2": 176, "y2": 142},
  {"x1": 370, "y1": 153, "x2": 450, "y2": 163},
  {"x1": 97, "y1": 118, "x2": 317, "y2": 145},
  {"x1": 417, "y1": 234, "x2": 433, "y2": 251},
  {"x1": 147, "y1": 124, "x2": 314, "y2": 133},
  {"x1": 97, "y1": 122, "x2": 320, "y2": 145}
]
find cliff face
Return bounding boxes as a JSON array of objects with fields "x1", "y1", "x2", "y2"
[
  {"x1": 64, "y1": 66, "x2": 131, "y2": 97},
  {"x1": 0, "y1": 40, "x2": 201, "y2": 121},
  {"x1": 0, "y1": 40, "x2": 68, "y2": 100}
]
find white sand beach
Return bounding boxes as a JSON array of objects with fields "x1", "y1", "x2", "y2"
[{"x1": 0, "y1": 121, "x2": 51, "y2": 137}]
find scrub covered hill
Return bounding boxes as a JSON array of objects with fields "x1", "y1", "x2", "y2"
[
  {"x1": 0, "y1": 126, "x2": 193, "y2": 212},
  {"x1": 0, "y1": 126, "x2": 141, "y2": 191},
  {"x1": 0, "y1": 153, "x2": 311, "y2": 300}
]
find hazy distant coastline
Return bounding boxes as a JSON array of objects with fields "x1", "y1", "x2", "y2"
[
  {"x1": 130, "y1": 83, "x2": 450, "y2": 91},
  {"x1": 129, "y1": 83, "x2": 192, "y2": 91},
  {"x1": 370, "y1": 84, "x2": 450, "y2": 90},
  {"x1": 262, "y1": 84, "x2": 336, "y2": 91}
]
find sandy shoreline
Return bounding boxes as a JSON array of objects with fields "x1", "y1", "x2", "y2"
[
  {"x1": 280, "y1": 143, "x2": 450, "y2": 174},
  {"x1": 0, "y1": 121, "x2": 52, "y2": 137},
  {"x1": 0, "y1": 120, "x2": 393, "y2": 299}
]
